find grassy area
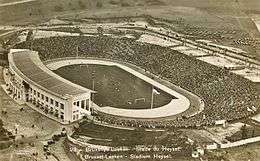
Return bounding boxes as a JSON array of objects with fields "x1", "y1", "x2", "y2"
[
  {"x1": 74, "y1": 121, "x2": 188, "y2": 147},
  {"x1": 0, "y1": 30, "x2": 11, "y2": 35},
  {"x1": 1, "y1": 0, "x2": 259, "y2": 56},
  {"x1": 0, "y1": 119, "x2": 13, "y2": 150},
  {"x1": 208, "y1": 141, "x2": 260, "y2": 161},
  {"x1": 226, "y1": 125, "x2": 260, "y2": 142},
  {"x1": 74, "y1": 121, "x2": 162, "y2": 146},
  {"x1": 1, "y1": 0, "x2": 260, "y2": 23},
  {"x1": 0, "y1": 0, "x2": 259, "y2": 35},
  {"x1": 41, "y1": 27, "x2": 82, "y2": 33},
  {"x1": 70, "y1": 121, "x2": 196, "y2": 161},
  {"x1": 55, "y1": 64, "x2": 174, "y2": 109}
]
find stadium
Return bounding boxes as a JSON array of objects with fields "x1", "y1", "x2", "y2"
[
  {"x1": 1, "y1": 0, "x2": 260, "y2": 160},
  {"x1": 3, "y1": 25, "x2": 257, "y2": 130}
]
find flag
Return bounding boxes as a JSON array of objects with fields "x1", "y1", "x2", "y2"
[
  {"x1": 153, "y1": 88, "x2": 160, "y2": 95},
  {"x1": 91, "y1": 70, "x2": 95, "y2": 79},
  {"x1": 247, "y1": 107, "x2": 253, "y2": 112}
]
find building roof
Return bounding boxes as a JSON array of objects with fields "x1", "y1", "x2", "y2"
[{"x1": 9, "y1": 49, "x2": 94, "y2": 99}]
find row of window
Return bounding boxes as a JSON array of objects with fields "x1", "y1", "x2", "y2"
[
  {"x1": 73, "y1": 114, "x2": 79, "y2": 120},
  {"x1": 30, "y1": 88, "x2": 64, "y2": 110},
  {"x1": 73, "y1": 99, "x2": 89, "y2": 110},
  {"x1": 33, "y1": 99, "x2": 64, "y2": 120}
]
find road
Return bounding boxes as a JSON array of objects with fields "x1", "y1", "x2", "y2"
[{"x1": 0, "y1": 0, "x2": 37, "y2": 7}]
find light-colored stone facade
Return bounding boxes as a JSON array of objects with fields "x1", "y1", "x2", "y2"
[{"x1": 3, "y1": 49, "x2": 94, "y2": 124}]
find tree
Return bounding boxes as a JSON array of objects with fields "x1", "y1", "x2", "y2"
[
  {"x1": 96, "y1": 1, "x2": 103, "y2": 8},
  {"x1": 97, "y1": 26, "x2": 104, "y2": 35},
  {"x1": 121, "y1": 1, "x2": 130, "y2": 7},
  {"x1": 26, "y1": 30, "x2": 33, "y2": 41},
  {"x1": 78, "y1": 0, "x2": 86, "y2": 9},
  {"x1": 82, "y1": 115, "x2": 88, "y2": 120},
  {"x1": 112, "y1": 135, "x2": 120, "y2": 146},
  {"x1": 0, "y1": 39, "x2": 7, "y2": 49},
  {"x1": 241, "y1": 124, "x2": 247, "y2": 139},
  {"x1": 109, "y1": 0, "x2": 119, "y2": 5},
  {"x1": 54, "y1": 5, "x2": 63, "y2": 12}
]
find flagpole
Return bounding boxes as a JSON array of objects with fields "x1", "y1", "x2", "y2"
[
  {"x1": 76, "y1": 46, "x2": 79, "y2": 57},
  {"x1": 91, "y1": 71, "x2": 95, "y2": 114},
  {"x1": 151, "y1": 86, "x2": 154, "y2": 109}
]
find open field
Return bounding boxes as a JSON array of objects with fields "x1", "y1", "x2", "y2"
[
  {"x1": 0, "y1": 0, "x2": 259, "y2": 25},
  {"x1": 55, "y1": 64, "x2": 173, "y2": 109},
  {"x1": 0, "y1": 0, "x2": 259, "y2": 58},
  {"x1": 209, "y1": 141, "x2": 260, "y2": 161},
  {"x1": 73, "y1": 121, "x2": 166, "y2": 146}
]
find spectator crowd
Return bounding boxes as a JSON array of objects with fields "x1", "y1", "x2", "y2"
[{"x1": 15, "y1": 35, "x2": 260, "y2": 128}]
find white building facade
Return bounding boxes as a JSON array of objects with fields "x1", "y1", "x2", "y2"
[{"x1": 4, "y1": 49, "x2": 95, "y2": 124}]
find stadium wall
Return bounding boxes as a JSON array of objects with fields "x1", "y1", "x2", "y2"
[{"x1": 3, "y1": 50, "x2": 94, "y2": 124}]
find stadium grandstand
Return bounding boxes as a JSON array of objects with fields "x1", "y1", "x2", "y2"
[
  {"x1": 4, "y1": 49, "x2": 96, "y2": 124},
  {"x1": 13, "y1": 35, "x2": 260, "y2": 128}
]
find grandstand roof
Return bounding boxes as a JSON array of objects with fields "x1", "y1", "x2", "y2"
[{"x1": 9, "y1": 49, "x2": 94, "y2": 99}]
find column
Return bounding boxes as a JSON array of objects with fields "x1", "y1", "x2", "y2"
[
  {"x1": 86, "y1": 99, "x2": 89, "y2": 111},
  {"x1": 84, "y1": 100, "x2": 87, "y2": 111}
]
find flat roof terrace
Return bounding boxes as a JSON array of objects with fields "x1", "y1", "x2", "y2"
[{"x1": 9, "y1": 49, "x2": 94, "y2": 99}]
